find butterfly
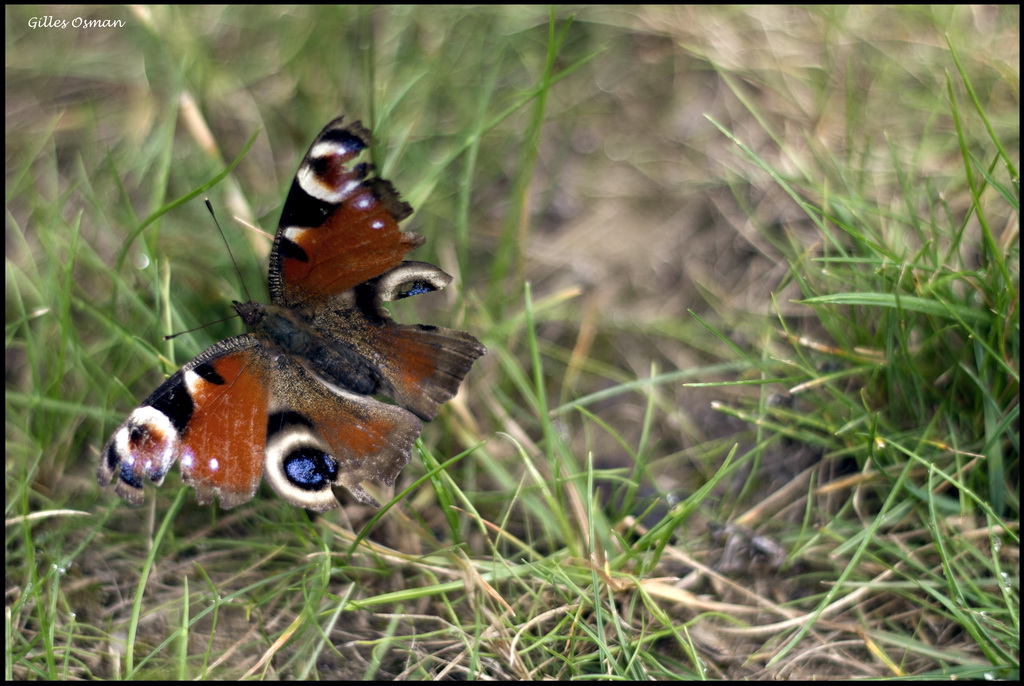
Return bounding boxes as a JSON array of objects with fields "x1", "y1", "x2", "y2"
[{"x1": 98, "y1": 117, "x2": 485, "y2": 511}]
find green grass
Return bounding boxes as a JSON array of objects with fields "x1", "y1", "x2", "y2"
[{"x1": 6, "y1": 5, "x2": 1018, "y2": 680}]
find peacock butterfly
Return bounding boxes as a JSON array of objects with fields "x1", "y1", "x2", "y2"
[{"x1": 98, "y1": 116, "x2": 485, "y2": 511}]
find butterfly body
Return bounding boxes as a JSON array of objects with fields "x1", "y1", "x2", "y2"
[{"x1": 99, "y1": 117, "x2": 485, "y2": 511}]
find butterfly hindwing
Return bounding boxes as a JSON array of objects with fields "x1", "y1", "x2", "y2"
[
  {"x1": 263, "y1": 359, "x2": 422, "y2": 510},
  {"x1": 309, "y1": 261, "x2": 487, "y2": 421}
]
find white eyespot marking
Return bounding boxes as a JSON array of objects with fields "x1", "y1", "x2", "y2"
[
  {"x1": 371, "y1": 219, "x2": 385, "y2": 230},
  {"x1": 354, "y1": 195, "x2": 373, "y2": 211},
  {"x1": 264, "y1": 422, "x2": 340, "y2": 512},
  {"x1": 282, "y1": 226, "x2": 308, "y2": 242},
  {"x1": 209, "y1": 457, "x2": 220, "y2": 472},
  {"x1": 127, "y1": 406, "x2": 174, "y2": 435},
  {"x1": 373, "y1": 262, "x2": 453, "y2": 303},
  {"x1": 184, "y1": 368, "x2": 207, "y2": 393},
  {"x1": 309, "y1": 141, "x2": 354, "y2": 159},
  {"x1": 296, "y1": 165, "x2": 363, "y2": 205},
  {"x1": 117, "y1": 406, "x2": 179, "y2": 479},
  {"x1": 181, "y1": 453, "x2": 194, "y2": 470}
]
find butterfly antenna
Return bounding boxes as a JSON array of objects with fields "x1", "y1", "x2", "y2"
[
  {"x1": 205, "y1": 198, "x2": 253, "y2": 303},
  {"x1": 164, "y1": 313, "x2": 241, "y2": 341}
]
